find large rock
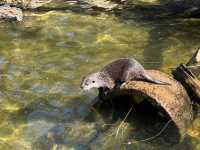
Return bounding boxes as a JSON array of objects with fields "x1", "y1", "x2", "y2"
[
  {"x1": 1, "y1": 0, "x2": 53, "y2": 9},
  {"x1": 0, "y1": 5, "x2": 23, "y2": 21}
]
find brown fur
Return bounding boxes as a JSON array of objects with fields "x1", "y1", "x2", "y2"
[{"x1": 80, "y1": 58, "x2": 169, "y2": 91}]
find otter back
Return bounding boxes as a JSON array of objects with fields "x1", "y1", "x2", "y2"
[
  {"x1": 101, "y1": 58, "x2": 145, "y2": 82},
  {"x1": 101, "y1": 58, "x2": 169, "y2": 85}
]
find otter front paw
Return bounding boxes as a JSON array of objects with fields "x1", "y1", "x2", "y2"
[{"x1": 98, "y1": 87, "x2": 110, "y2": 99}]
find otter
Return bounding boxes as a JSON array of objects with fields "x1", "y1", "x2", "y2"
[{"x1": 80, "y1": 58, "x2": 169, "y2": 93}]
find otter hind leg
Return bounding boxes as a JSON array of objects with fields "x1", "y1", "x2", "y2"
[
  {"x1": 121, "y1": 68, "x2": 139, "y2": 84},
  {"x1": 122, "y1": 66, "x2": 143, "y2": 82},
  {"x1": 121, "y1": 68, "x2": 131, "y2": 83},
  {"x1": 98, "y1": 87, "x2": 110, "y2": 99}
]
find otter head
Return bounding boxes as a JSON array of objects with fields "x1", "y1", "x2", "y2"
[{"x1": 80, "y1": 72, "x2": 112, "y2": 91}]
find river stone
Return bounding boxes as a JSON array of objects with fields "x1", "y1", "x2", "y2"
[
  {"x1": 85, "y1": 0, "x2": 118, "y2": 10},
  {"x1": 26, "y1": 110, "x2": 63, "y2": 144},
  {"x1": 1, "y1": 0, "x2": 53, "y2": 9},
  {"x1": 26, "y1": 118, "x2": 55, "y2": 143},
  {"x1": 0, "y1": 5, "x2": 23, "y2": 21}
]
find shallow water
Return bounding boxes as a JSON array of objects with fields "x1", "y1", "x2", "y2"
[{"x1": 0, "y1": 5, "x2": 200, "y2": 150}]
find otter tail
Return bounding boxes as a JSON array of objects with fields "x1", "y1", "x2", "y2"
[{"x1": 142, "y1": 74, "x2": 170, "y2": 85}]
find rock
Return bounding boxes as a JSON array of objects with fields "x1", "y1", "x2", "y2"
[
  {"x1": 23, "y1": 0, "x2": 53, "y2": 9},
  {"x1": 1, "y1": 0, "x2": 53, "y2": 9},
  {"x1": 0, "y1": 5, "x2": 23, "y2": 21},
  {"x1": 84, "y1": 0, "x2": 118, "y2": 10}
]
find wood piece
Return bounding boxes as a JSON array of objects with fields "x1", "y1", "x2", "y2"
[
  {"x1": 123, "y1": 70, "x2": 193, "y2": 135},
  {"x1": 173, "y1": 64, "x2": 200, "y2": 103},
  {"x1": 186, "y1": 48, "x2": 200, "y2": 77},
  {"x1": 172, "y1": 48, "x2": 200, "y2": 103},
  {"x1": 102, "y1": 70, "x2": 193, "y2": 137}
]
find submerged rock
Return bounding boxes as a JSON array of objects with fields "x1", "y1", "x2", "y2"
[{"x1": 0, "y1": 5, "x2": 23, "y2": 21}]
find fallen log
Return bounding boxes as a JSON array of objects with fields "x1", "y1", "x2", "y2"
[
  {"x1": 96, "y1": 49, "x2": 200, "y2": 142},
  {"x1": 172, "y1": 48, "x2": 200, "y2": 103},
  {"x1": 121, "y1": 70, "x2": 193, "y2": 133},
  {"x1": 99, "y1": 70, "x2": 193, "y2": 139}
]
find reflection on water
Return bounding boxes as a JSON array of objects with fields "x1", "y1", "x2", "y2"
[{"x1": 0, "y1": 7, "x2": 199, "y2": 150}]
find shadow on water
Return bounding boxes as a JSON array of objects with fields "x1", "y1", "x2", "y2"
[
  {"x1": 111, "y1": 2, "x2": 200, "y2": 70},
  {"x1": 16, "y1": 93, "x2": 95, "y2": 150},
  {"x1": 0, "y1": 89, "x2": 196, "y2": 150},
  {"x1": 141, "y1": 20, "x2": 200, "y2": 70},
  {"x1": 30, "y1": 0, "x2": 200, "y2": 71},
  {"x1": 17, "y1": 92, "x2": 181, "y2": 149},
  {"x1": 86, "y1": 95, "x2": 180, "y2": 147},
  {"x1": 84, "y1": 94, "x2": 197, "y2": 150}
]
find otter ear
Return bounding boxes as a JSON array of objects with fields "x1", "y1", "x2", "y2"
[
  {"x1": 80, "y1": 76, "x2": 86, "y2": 85},
  {"x1": 99, "y1": 72, "x2": 107, "y2": 79},
  {"x1": 81, "y1": 76, "x2": 86, "y2": 81}
]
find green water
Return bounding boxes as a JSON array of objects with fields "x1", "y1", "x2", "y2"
[{"x1": 0, "y1": 7, "x2": 199, "y2": 150}]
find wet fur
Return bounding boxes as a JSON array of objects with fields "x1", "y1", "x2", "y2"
[
  {"x1": 101, "y1": 58, "x2": 169, "y2": 85},
  {"x1": 81, "y1": 58, "x2": 169, "y2": 93}
]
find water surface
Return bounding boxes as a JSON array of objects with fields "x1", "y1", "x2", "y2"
[{"x1": 0, "y1": 7, "x2": 199, "y2": 150}]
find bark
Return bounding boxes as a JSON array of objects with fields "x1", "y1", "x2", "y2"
[
  {"x1": 102, "y1": 70, "x2": 193, "y2": 138},
  {"x1": 172, "y1": 48, "x2": 200, "y2": 103}
]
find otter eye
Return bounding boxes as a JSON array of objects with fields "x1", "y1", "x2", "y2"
[{"x1": 92, "y1": 81, "x2": 95, "y2": 83}]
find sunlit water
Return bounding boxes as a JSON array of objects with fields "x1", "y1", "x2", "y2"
[{"x1": 0, "y1": 7, "x2": 200, "y2": 150}]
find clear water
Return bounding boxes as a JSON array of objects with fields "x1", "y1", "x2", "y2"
[{"x1": 0, "y1": 6, "x2": 199, "y2": 150}]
